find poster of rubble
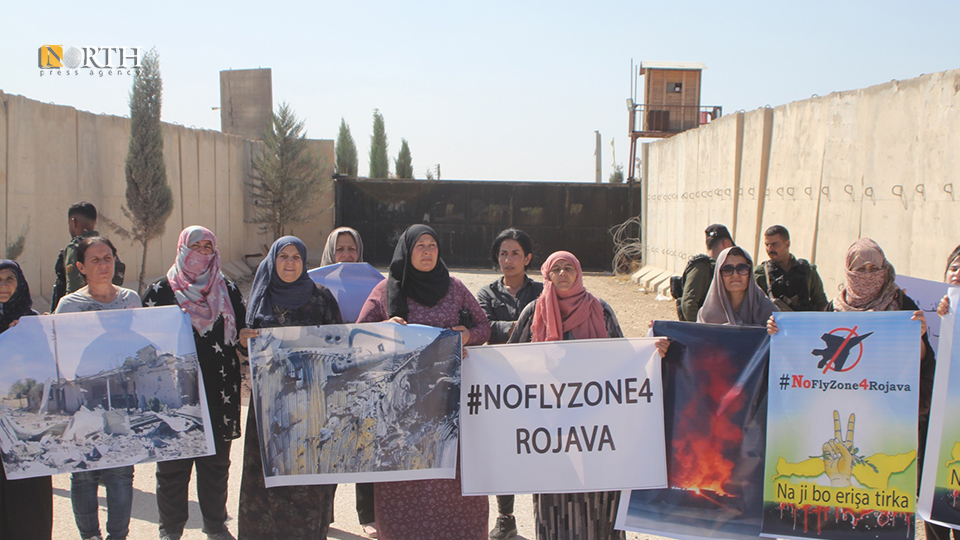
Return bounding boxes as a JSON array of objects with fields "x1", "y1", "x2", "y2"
[
  {"x1": 617, "y1": 321, "x2": 770, "y2": 540},
  {"x1": 248, "y1": 322, "x2": 461, "y2": 487},
  {"x1": 762, "y1": 311, "x2": 919, "y2": 540},
  {"x1": 0, "y1": 306, "x2": 214, "y2": 480},
  {"x1": 919, "y1": 288, "x2": 960, "y2": 530},
  {"x1": 460, "y1": 338, "x2": 666, "y2": 495}
]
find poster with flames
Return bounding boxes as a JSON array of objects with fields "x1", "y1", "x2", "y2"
[
  {"x1": 616, "y1": 321, "x2": 770, "y2": 540},
  {"x1": 919, "y1": 287, "x2": 960, "y2": 530},
  {"x1": 762, "y1": 311, "x2": 920, "y2": 540}
]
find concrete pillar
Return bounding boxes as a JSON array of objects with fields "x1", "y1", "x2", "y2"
[{"x1": 220, "y1": 69, "x2": 273, "y2": 141}]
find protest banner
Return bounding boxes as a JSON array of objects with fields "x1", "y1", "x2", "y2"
[
  {"x1": 919, "y1": 287, "x2": 960, "y2": 530},
  {"x1": 248, "y1": 322, "x2": 461, "y2": 487},
  {"x1": 762, "y1": 311, "x2": 920, "y2": 540},
  {"x1": 308, "y1": 262, "x2": 384, "y2": 323},
  {"x1": 617, "y1": 321, "x2": 770, "y2": 540},
  {"x1": 460, "y1": 338, "x2": 665, "y2": 496},
  {"x1": 896, "y1": 275, "x2": 948, "y2": 352},
  {"x1": 0, "y1": 306, "x2": 214, "y2": 479}
]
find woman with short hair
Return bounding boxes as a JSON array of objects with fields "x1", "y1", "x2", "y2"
[
  {"x1": 476, "y1": 228, "x2": 542, "y2": 539},
  {"x1": 56, "y1": 237, "x2": 140, "y2": 540}
]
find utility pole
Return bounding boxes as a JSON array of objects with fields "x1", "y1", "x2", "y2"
[{"x1": 595, "y1": 131, "x2": 602, "y2": 183}]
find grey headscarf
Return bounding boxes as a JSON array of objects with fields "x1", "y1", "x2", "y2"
[
  {"x1": 320, "y1": 227, "x2": 364, "y2": 266},
  {"x1": 697, "y1": 246, "x2": 777, "y2": 326}
]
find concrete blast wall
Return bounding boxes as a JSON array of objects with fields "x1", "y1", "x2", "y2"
[
  {"x1": 0, "y1": 92, "x2": 335, "y2": 302},
  {"x1": 643, "y1": 68, "x2": 960, "y2": 296}
]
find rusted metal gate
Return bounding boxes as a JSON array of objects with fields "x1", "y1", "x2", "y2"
[{"x1": 336, "y1": 179, "x2": 641, "y2": 271}]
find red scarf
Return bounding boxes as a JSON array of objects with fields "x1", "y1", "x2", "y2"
[{"x1": 530, "y1": 251, "x2": 606, "y2": 342}]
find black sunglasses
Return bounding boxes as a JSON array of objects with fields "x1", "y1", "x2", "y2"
[{"x1": 719, "y1": 263, "x2": 751, "y2": 277}]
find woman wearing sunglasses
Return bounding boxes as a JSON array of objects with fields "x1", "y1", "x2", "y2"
[{"x1": 697, "y1": 246, "x2": 777, "y2": 326}]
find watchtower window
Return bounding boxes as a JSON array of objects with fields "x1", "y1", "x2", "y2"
[{"x1": 669, "y1": 82, "x2": 682, "y2": 93}]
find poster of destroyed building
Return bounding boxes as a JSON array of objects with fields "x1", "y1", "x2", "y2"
[
  {"x1": 0, "y1": 306, "x2": 215, "y2": 479},
  {"x1": 248, "y1": 322, "x2": 462, "y2": 487}
]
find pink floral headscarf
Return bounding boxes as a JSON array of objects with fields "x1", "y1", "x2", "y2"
[{"x1": 166, "y1": 226, "x2": 237, "y2": 344}]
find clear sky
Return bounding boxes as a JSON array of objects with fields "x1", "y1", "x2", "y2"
[{"x1": 2, "y1": 1, "x2": 958, "y2": 182}]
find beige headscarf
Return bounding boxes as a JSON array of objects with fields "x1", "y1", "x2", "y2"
[
  {"x1": 833, "y1": 238, "x2": 901, "y2": 312},
  {"x1": 320, "y1": 227, "x2": 364, "y2": 266},
  {"x1": 697, "y1": 246, "x2": 777, "y2": 326}
]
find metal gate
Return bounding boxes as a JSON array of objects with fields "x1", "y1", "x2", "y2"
[{"x1": 336, "y1": 179, "x2": 641, "y2": 271}]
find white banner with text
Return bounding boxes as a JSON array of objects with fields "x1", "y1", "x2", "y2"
[{"x1": 461, "y1": 338, "x2": 666, "y2": 495}]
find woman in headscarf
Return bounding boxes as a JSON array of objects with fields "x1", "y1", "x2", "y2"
[
  {"x1": 507, "y1": 250, "x2": 623, "y2": 540},
  {"x1": 320, "y1": 226, "x2": 376, "y2": 536},
  {"x1": 697, "y1": 246, "x2": 777, "y2": 326},
  {"x1": 142, "y1": 226, "x2": 249, "y2": 540},
  {"x1": 0, "y1": 260, "x2": 53, "y2": 540},
  {"x1": 320, "y1": 226, "x2": 364, "y2": 266},
  {"x1": 237, "y1": 236, "x2": 343, "y2": 540},
  {"x1": 768, "y1": 239, "x2": 935, "y2": 498},
  {"x1": 356, "y1": 224, "x2": 491, "y2": 540}
]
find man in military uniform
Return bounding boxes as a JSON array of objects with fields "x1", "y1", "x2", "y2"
[
  {"x1": 678, "y1": 224, "x2": 734, "y2": 321},
  {"x1": 754, "y1": 225, "x2": 827, "y2": 312},
  {"x1": 50, "y1": 201, "x2": 124, "y2": 311}
]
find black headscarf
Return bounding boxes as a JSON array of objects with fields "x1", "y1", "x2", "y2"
[
  {"x1": 386, "y1": 224, "x2": 450, "y2": 319},
  {"x1": 0, "y1": 260, "x2": 34, "y2": 334},
  {"x1": 246, "y1": 236, "x2": 316, "y2": 326}
]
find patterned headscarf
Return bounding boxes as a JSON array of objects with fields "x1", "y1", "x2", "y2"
[
  {"x1": 320, "y1": 227, "x2": 364, "y2": 266},
  {"x1": 833, "y1": 238, "x2": 901, "y2": 312},
  {"x1": 386, "y1": 225, "x2": 450, "y2": 319},
  {"x1": 247, "y1": 236, "x2": 316, "y2": 327},
  {"x1": 530, "y1": 251, "x2": 606, "y2": 342},
  {"x1": 166, "y1": 226, "x2": 237, "y2": 344},
  {"x1": 0, "y1": 260, "x2": 33, "y2": 334}
]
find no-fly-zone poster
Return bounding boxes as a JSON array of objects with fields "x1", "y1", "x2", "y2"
[
  {"x1": 919, "y1": 287, "x2": 960, "y2": 531},
  {"x1": 762, "y1": 311, "x2": 921, "y2": 540}
]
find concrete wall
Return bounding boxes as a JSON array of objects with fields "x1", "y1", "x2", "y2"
[
  {"x1": 642, "y1": 68, "x2": 960, "y2": 296},
  {"x1": 0, "y1": 91, "x2": 335, "y2": 301}
]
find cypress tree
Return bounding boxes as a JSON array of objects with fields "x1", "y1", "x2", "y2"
[
  {"x1": 395, "y1": 138, "x2": 413, "y2": 179},
  {"x1": 122, "y1": 47, "x2": 173, "y2": 294},
  {"x1": 369, "y1": 109, "x2": 389, "y2": 178},
  {"x1": 335, "y1": 118, "x2": 358, "y2": 177}
]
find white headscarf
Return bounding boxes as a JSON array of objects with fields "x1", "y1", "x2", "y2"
[{"x1": 320, "y1": 227, "x2": 364, "y2": 266}]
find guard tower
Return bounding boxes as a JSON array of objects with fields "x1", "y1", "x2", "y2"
[{"x1": 627, "y1": 61, "x2": 721, "y2": 180}]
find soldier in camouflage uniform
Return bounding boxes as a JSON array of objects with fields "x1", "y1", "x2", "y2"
[
  {"x1": 51, "y1": 202, "x2": 124, "y2": 311},
  {"x1": 677, "y1": 224, "x2": 734, "y2": 321},
  {"x1": 753, "y1": 225, "x2": 827, "y2": 312}
]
